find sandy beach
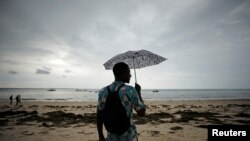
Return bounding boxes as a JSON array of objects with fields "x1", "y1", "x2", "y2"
[{"x1": 0, "y1": 100, "x2": 250, "y2": 141}]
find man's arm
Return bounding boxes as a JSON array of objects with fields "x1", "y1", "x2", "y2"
[
  {"x1": 136, "y1": 89, "x2": 146, "y2": 117},
  {"x1": 136, "y1": 107, "x2": 146, "y2": 117},
  {"x1": 135, "y1": 83, "x2": 146, "y2": 117},
  {"x1": 96, "y1": 110, "x2": 105, "y2": 141}
]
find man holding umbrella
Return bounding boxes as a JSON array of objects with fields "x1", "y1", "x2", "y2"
[{"x1": 97, "y1": 62, "x2": 146, "y2": 141}]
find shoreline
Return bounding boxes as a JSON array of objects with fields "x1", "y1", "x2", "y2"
[{"x1": 1, "y1": 98, "x2": 250, "y2": 103}]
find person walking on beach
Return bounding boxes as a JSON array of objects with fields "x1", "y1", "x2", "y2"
[
  {"x1": 18, "y1": 95, "x2": 22, "y2": 105},
  {"x1": 15, "y1": 95, "x2": 19, "y2": 106},
  {"x1": 9, "y1": 95, "x2": 13, "y2": 105},
  {"x1": 97, "y1": 62, "x2": 146, "y2": 141}
]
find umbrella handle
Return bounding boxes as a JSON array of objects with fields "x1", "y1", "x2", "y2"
[
  {"x1": 134, "y1": 67, "x2": 137, "y2": 83},
  {"x1": 133, "y1": 56, "x2": 137, "y2": 83}
]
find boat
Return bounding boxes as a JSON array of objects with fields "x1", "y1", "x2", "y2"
[
  {"x1": 47, "y1": 88, "x2": 56, "y2": 91},
  {"x1": 75, "y1": 89, "x2": 83, "y2": 92},
  {"x1": 152, "y1": 89, "x2": 159, "y2": 93},
  {"x1": 95, "y1": 90, "x2": 100, "y2": 93}
]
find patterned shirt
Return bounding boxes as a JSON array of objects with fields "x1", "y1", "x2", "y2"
[{"x1": 97, "y1": 81, "x2": 145, "y2": 141}]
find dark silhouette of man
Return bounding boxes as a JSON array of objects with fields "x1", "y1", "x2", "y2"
[
  {"x1": 18, "y1": 95, "x2": 22, "y2": 105},
  {"x1": 97, "y1": 62, "x2": 146, "y2": 141},
  {"x1": 9, "y1": 95, "x2": 13, "y2": 105},
  {"x1": 15, "y1": 95, "x2": 19, "y2": 106}
]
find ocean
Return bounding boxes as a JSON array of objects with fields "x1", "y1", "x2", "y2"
[{"x1": 0, "y1": 88, "x2": 250, "y2": 102}]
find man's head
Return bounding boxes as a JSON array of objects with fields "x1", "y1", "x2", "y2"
[{"x1": 113, "y1": 62, "x2": 131, "y2": 83}]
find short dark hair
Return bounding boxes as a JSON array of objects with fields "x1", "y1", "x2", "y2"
[{"x1": 113, "y1": 62, "x2": 129, "y2": 76}]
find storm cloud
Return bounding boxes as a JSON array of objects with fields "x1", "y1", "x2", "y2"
[
  {"x1": 36, "y1": 67, "x2": 52, "y2": 75},
  {"x1": 0, "y1": 0, "x2": 249, "y2": 88},
  {"x1": 8, "y1": 70, "x2": 18, "y2": 75},
  {"x1": 64, "y1": 69, "x2": 71, "y2": 73}
]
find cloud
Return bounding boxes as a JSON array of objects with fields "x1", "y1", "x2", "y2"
[
  {"x1": 43, "y1": 67, "x2": 52, "y2": 71},
  {"x1": 64, "y1": 69, "x2": 71, "y2": 73},
  {"x1": 0, "y1": 0, "x2": 249, "y2": 88},
  {"x1": 36, "y1": 67, "x2": 52, "y2": 74},
  {"x1": 4, "y1": 60, "x2": 19, "y2": 65},
  {"x1": 8, "y1": 70, "x2": 18, "y2": 75}
]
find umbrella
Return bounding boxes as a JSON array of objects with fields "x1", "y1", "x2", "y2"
[{"x1": 103, "y1": 49, "x2": 167, "y2": 82}]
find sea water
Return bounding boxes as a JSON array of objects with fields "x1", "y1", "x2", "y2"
[{"x1": 0, "y1": 88, "x2": 250, "y2": 102}]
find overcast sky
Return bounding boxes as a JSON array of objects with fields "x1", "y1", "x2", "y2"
[{"x1": 0, "y1": 0, "x2": 250, "y2": 89}]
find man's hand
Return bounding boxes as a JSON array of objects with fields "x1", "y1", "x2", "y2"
[
  {"x1": 135, "y1": 83, "x2": 141, "y2": 94},
  {"x1": 99, "y1": 137, "x2": 105, "y2": 141}
]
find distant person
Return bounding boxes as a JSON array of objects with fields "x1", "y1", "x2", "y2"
[
  {"x1": 15, "y1": 95, "x2": 19, "y2": 106},
  {"x1": 97, "y1": 62, "x2": 146, "y2": 141},
  {"x1": 18, "y1": 95, "x2": 22, "y2": 105},
  {"x1": 9, "y1": 95, "x2": 13, "y2": 105}
]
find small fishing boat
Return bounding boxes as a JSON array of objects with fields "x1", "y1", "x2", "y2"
[
  {"x1": 47, "y1": 88, "x2": 56, "y2": 91},
  {"x1": 75, "y1": 89, "x2": 83, "y2": 92},
  {"x1": 152, "y1": 89, "x2": 159, "y2": 93}
]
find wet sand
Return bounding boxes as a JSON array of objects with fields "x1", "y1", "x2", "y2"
[{"x1": 0, "y1": 100, "x2": 250, "y2": 141}]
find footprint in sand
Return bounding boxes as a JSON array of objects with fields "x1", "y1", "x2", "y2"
[
  {"x1": 77, "y1": 131, "x2": 94, "y2": 134},
  {"x1": 170, "y1": 126, "x2": 183, "y2": 131},
  {"x1": 149, "y1": 130, "x2": 160, "y2": 137},
  {"x1": 21, "y1": 131, "x2": 34, "y2": 136},
  {"x1": 39, "y1": 131, "x2": 49, "y2": 135}
]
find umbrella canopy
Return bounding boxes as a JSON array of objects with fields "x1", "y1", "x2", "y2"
[{"x1": 103, "y1": 49, "x2": 167, "y2": 82}]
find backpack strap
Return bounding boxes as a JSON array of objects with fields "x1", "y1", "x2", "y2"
[{"x1": 107, "y1": 83, "x2": 125, "y2": 94}]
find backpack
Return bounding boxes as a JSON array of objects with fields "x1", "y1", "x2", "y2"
[{"x1": 103, "y1": 84, "x2": 130, "y2": 134}]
